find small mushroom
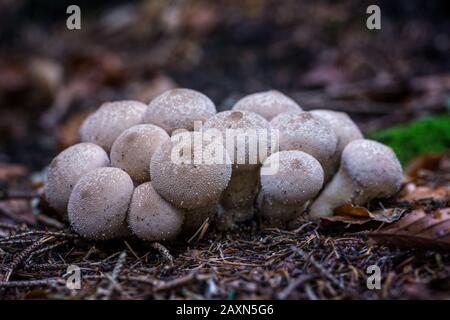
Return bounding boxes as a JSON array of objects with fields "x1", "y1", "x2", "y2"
[
  {"x1": 309, "y1": 139, "x2": 403, "y2": 220},
  {"x1": 258, "y1": 150, "x2": 324, "y2": 227},
  {"x1": 310, "y1": 110, "x2": 363, "y2": 155},
  {"x1": 232, "y1": 90, "x2": 302, "y2": 121},
  {"x1": 143, "y1": 88, "x2": 216, "y2": 134},
  {"x1": 270, "y1": 111, "x2": 338, "y2": 181},
  {"x1": 45, "y1": 142, "x2": 109, "y2": 215},
  {"x1": 203, "y1": 110, "x2": 270, "y2": 227},
  {"x1": 80, "y1": 100, "x2": 147, "y2": 152},
  {"x1": 150, "y1": 131, "x2": 232, "y2": 209},
  {"x1": 128, "y1": 182, "x2": 184, "y2": 241},
  {"x1": 110, "y1": 124, "x2": 170, "y2": 184},
  {"x1": 311, "y1": 109, "x2": 363, "y2": 174},
  {"x1": 68, "y1": 167, "x2": 134, "y2": 240}
]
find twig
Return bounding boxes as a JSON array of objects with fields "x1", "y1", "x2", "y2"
[
  {"x1": 150, "y1": 242, "x2": 173, "y2": 264},
  {"x1": 0, "y1": 278, "x2": 65, "y2": 288},
  {"x1": 292, "y1": 247, "x2": 344, "y2": 289},
  {"x1": 276, "y1": 274, "x2": 317, "y2": 299},
  {"x1": 3, "y1": 237, "x2": 54, "y2": 281}
]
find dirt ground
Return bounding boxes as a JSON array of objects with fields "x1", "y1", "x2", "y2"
[{"x1": 0, "y1": 0, "x2": 449, "y2": 299}]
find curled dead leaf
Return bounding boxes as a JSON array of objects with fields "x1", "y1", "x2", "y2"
[
  {"x1": 369, "y1": 208, "x2": 450, "y2": 250},
  {"x1": 321, "y1": 203, "x2": 405, "y2": 225}
]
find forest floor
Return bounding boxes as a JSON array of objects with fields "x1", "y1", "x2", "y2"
[
  {"x1": 0, "y1": 152, "x2": 449, "y2": 299},
  {"x1": 0, "y1": 1, "x2": 449, "y2": 299}
]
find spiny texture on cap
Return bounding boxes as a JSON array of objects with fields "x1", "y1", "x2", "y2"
[
  {"x1": 80, "y1": 100, "x2": 147, "y2": 152},
  {"x1": 232, "y1": 90, "x2": 302, "y2": 121},
  {"x1": 110, "y1": 124, "x2": 169, "y2": 184},
  {"x1": 203, "y1": 110, "x2": 271, "y2": 170},
  {"x1": 310, "y1": 109, "x2": 363, "y2": 155},
  {"x1": 128, "y1": 182, "x2": 184, "y2": 241},
  {"x1": 68, "y1": 167, "x2": 133, "y2": 240},
  {"x1": 150, "y1": 132, "x2": 232, "y2": 209},
  {"x1": 341, "y1": 139, "x2": 403, "y2": 196},
  {"x1": 45, "y1": 143, "x2": 109, "y2": 214},
  {"x1": 260, "y1": 151, "x2": 324, "y2": 205},
  {"x1": 143, "y1": 88, "x2": 216, "y2": 134},
  {"x1": 270, "y1": 112, "x2": 337, "y2": 174}
]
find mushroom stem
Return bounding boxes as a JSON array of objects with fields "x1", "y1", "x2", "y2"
[{"x1": 308, "y1": 169, "x2": 355, "y2": 219}]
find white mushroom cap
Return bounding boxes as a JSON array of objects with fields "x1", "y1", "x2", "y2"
[
  {"x1": 270, "y1": 111, "x2": 337, "y2": 180},
  {"x1": 310, "y1": 109, "x2": 363, "y2": 156},
  {"x1": 150, "y1": 131, "x2": 232, "y2": 209},
  {"x1": 258, "y1": 151, "x2": 324, "y2": 225},
  {"x1": 128, "y1": 182, "x2": 184, "y2": 242},
  {"x1": 80, "y1": 100, "x2": 147, "y2": 152},
  {"x1": 110, "y1": 124, "x2": 170, "y2": 184},
  {"x1": 45, "y1": 142, "x2": 109, "y2": 215},
  {"x1": 232, "y1": 90, "x2": 302, "y2": 121},
  {"x1": 143, "y1": 88, "x2": 216, "y2": 134},
  {"x1": 203, "y1": 110, "x2": 271, "y2": 171},
  {"x1": 68, "y1": 167, "x2": 134, "y2": 240},
  {"x1": 309, "y1": 139, "x2": 403, "y2": 220}
]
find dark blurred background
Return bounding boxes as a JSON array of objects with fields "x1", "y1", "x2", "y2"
[{"x1": 0, "y1": 0, "x2": 449, "y2": 169}]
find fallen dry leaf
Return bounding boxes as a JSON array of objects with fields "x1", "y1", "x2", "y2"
[
  {"x1": 405, "y1": 152, "x2": 450, "y2": 178},
  {"x1": 321, "y1": 204, "x2": 404, "y2": 225},
  {"x1": 369, "y1": 208, "x2": 450, "y2": 250},
  {"x1": 400, "y1": 184, "x2": 450, "y2": 201}
]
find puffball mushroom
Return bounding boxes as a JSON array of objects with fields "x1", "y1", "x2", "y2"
[
  {"x1": 270, "y1": 111, "x2": 338, "y2": 181},
  {"x1": 203, "y1": 110, "x2": 270, "y2": 227},
  {"x1": 110, "y1": 124, "x2": 170, "y2": 184},
  {"x1": 258, "y1": 150, "x2": 324, "y2": 226},
  {"x1": 128, "y1": 182, "x2": 184, "y2": 241},
  {"x1": 68, "y1": 167, "x2": 134, "y2": 240},
  {"x1": 45, "y1": 142, "x2": 110, "y2": 215},
  {"x1": 309, "y1": 139, "x2": 403, "y2": 220},
  {"x1": 143, "y1": 88, "x2": 216, "y2": 134},
  {"x1": 80, "y1": 100, "x2": 147, "y2": 152},
  {"x1": 310, "y1": 109, "x2": 363, "y2": 177},
  {"x1": 150, "y1": 131, "x2": 232, "y2": 209},
  {"x1": 232, "y1": 90, "x2": 302, "y2": 121},
  {"x1": 310, "y1": 110, "x2": 363, "y2": 155}
]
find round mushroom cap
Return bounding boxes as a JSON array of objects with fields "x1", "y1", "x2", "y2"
[
  {"x1": 270, "y1": 112, "x2": 337, "y2": 175},
  {"x1": 128, "y1": 182, "x2": 184, "y2": 242},
  {"x1": 260, "y1": 150, "x2": 324, "y2": 205},
  {"x1": 232, "y1": 90, "x2": 302, "y2": 121},
  {"x1": 143, "y1": 88, "x2": 216, "y2": 134},
  {"x1": 68, "y1": 167, "x2": 134, "y2": 240},
  {"x1": 203, "y1": 110, "x2": 271, "y2": 170},
  {"x1": 150, "y1": 131, "x2": 232, "y2": 209},
  {"x1": 45, "y1": 143, "x2": 110, "y2": 214},
  {"x1": 80, "y1": 100, "x2": 147, "y2": 151},
  {"x1": 341, "y1": 139, "x2": 403, "y2": 197},
  {"x1": 310, "y1": 109, "x2": 363, "y2": 155},
  {"x1": 110, "y1": 124, "x2": 170, "y2": 184}
]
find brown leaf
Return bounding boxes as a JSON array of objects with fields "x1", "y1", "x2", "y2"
[
  {"x1": 321, "y1": 204, "x2": 404, "y2": 225},
  {"x1": 369, "y1": 208, "x2": 450, "y2": 250},
  {"x1": 405, "y1": 152, "x2": 449, "y2": 178},
  {"x1": 56, "y1": 111, "x2": 90, "y2": 150},
  {"x1": 400, "y1": 184, "x2": 450, "y2": 201}
]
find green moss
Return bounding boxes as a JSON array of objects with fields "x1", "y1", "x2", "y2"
[{"x1": 368, "y1": 114, "x2": 450, "y2": 166}]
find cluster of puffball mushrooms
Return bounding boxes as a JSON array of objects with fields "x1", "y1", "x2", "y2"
[{"x1": 44, "y1": 89, "x2": 403, "y2": 242}]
